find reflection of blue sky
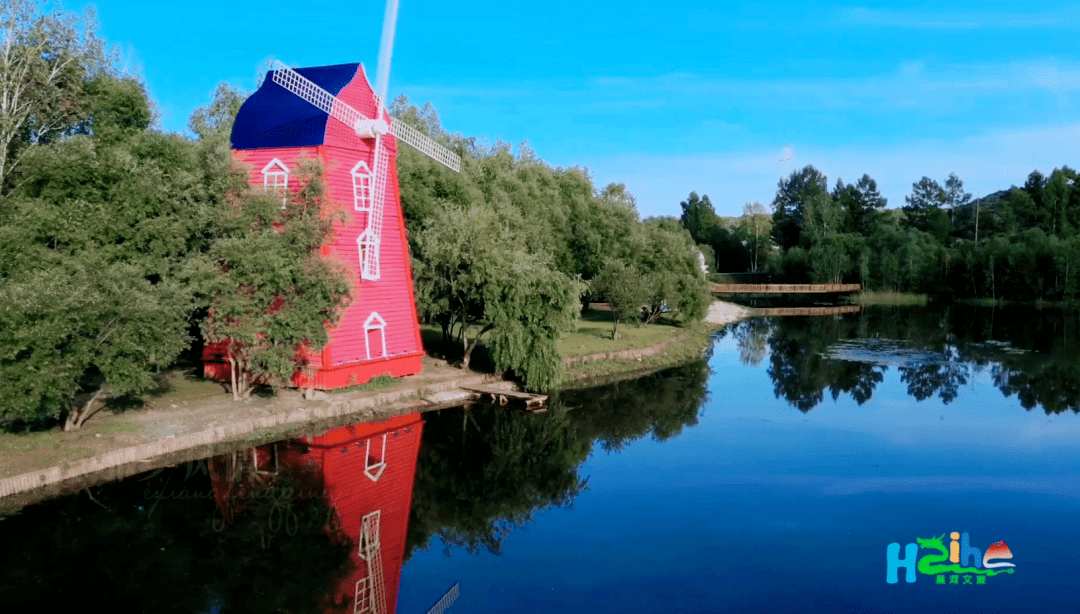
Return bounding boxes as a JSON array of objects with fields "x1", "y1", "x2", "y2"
[{"x1": 400, "y1": 331, "x2": 1080, "y2": 613}]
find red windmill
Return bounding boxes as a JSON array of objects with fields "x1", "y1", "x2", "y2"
[{"x1": 203, "y1": 0, "x2": 460, "y2": 390}]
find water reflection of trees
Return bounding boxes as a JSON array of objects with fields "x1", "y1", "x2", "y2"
[
  {"x1": 0, "y1": 460, "x2": 353, "y2": 613},
  {"x1": 405, "y1": 360, "x2": 711, "y2": 559},
  {"x1": 742, "y1": 305, "x2": 1080, "y2": 414},
  {"x1": 752, "y1": 317, "x2": 886, "y2": 412}
]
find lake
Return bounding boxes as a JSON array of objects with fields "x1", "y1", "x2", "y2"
[{"x1": 2, "y1": 304, "x2": 1079, "y2": 613}]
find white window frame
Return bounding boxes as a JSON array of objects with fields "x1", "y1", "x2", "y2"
[
  {"x1": 356, "y1": 229, "x2": 381, "y2": 281},
  {"x1": 363, "y1": 436, "x2": 387, "y2": 482},
  {"x1": 363, "y1": 312, "x2": 387, "y2": 360},
  {"x1": 261, "y1": 158, "x2": 289, "y2": 207},
  {"x1": 351, "y1": 160, "x2": 374, "y2": 212}
]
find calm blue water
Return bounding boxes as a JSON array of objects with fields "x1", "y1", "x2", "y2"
[
  {"x1": 4, "y1": 306, "x2": 1079, "y2": 613},
  {"x1": 399, "y1": 312, "x2": 1080, "y2": 614}
]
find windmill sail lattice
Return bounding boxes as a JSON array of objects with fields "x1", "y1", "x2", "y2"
[
  {"x1": 271, "y1": 61, "x2": 460, "y2": 172},
  {"x1": 354, "y1": 510, "x2": 387, "y2": 614},
  {"x1": 270, "y1": 61, "x2": 459, "y2": 280},
  {"x1": 361, "y1": 137, "x2": 390, "y2": 280},
  {"x1": 271, "y1": 64, "x2": 369, "y2": 132},
  {"x1": 388, "y1": 119, "x2": 460, "y2": 172}
]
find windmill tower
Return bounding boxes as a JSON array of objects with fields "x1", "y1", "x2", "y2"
[{"x1": 204, "y1": 0, "x2": 460, "y2": 390}]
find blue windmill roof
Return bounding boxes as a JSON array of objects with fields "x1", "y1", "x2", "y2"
[{"x1": 231, "y1": 63, "x2": 360, "y2": 150}]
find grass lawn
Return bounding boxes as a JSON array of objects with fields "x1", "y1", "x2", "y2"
[
  {"x1": 557, "y1": 308, "x2": 683, "y2": 358},
  {"x1": 418, "y1": 307, "x2": 686, "y2": 363}
]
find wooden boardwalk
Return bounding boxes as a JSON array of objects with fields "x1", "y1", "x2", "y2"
[
  {"x1": 753, "y1": 305, "x2": 861, "y2": 317},
  {"x1": 712, "y1": 283, "x2": 861, "y2": 295}
]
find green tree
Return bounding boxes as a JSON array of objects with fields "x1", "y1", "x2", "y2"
[
  {"x1": 771, "y1": 165, "x2": 829, "y2": 251},
  {"x1": 0, "y1": 0, "x2": 114, "y2": 193},
  {"x1": 201, "y1": 157, "x2": 351, "y2": 400},
  {"x1": 833, "y1": 174, "x2": 887, "y2": 236},
  {"x1": 903, "y1": 176, "x2": 950, "y2": 243},
  {"x1": 412, "y1": 204, "x2": 583, "y2": 391},
  {"x1": 593, "y1": 259, "x2": 649, "y2": 340},
  {"x1": 637, "y1": 221, "x2": 713, "y2": 325},
  {"x1": 679, "y1": 191, "x2": 720, "y2": 245},
  {"x1": 568, "y1": 182, "x2": 639, "y2": 285},
  {"x1": 943, "y1": 172, "x2": 971, "y2": 232},
  {"x1": 0, "y1": 254, "x2": 193, "y2": 429},
  {"x1": 0, "y1": 77, "x2": 224, "y2": 429},
  {"x1": 188, "y1": 82, "x2": 247, "y2": 141}
]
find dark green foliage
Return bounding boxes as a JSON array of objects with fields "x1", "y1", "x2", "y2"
[
  {"x1": 411, "y1": 203, "x2": 583, "y2": 391},
  {"x1": 593, "y1": 259, "x2": 650, "y2": 339},
  {"x1": 679, "y1": 191, "x2": 720, "y2": 245},
  {"x1": 771, "y1": 165, "x2": 830, "y2": 251},
  {"x1": 0, "y1": 0, "x2": 114, "y2": 192},
  {"x1": 201, "y1": 157, "x2": 351, "y2": 400},
  {"x1": 0, "y1": 78, "x2": 225, "y2": 427}
]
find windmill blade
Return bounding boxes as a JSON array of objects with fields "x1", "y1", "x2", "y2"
[
  {"x1": 271, "y1": 61, "x2": 370, "y2": 131},
  {"x1": 389, "y1": 117, "x2": 461, "y2": 172},
  {"x1": 374, "y1": 0, "x2": 401, "y2": 113}
]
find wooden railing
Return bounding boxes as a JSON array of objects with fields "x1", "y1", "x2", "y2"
[{"x1": 711, "y1": 283, "x2": 861, "y2": 294}]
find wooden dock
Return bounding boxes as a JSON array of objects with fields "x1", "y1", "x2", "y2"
[
  {"x1": 712, "y1": 283, "x2": 861, "y2": 295},
  {"x1": 459, "y1": 384, "x2": 549, "y2": 413}
]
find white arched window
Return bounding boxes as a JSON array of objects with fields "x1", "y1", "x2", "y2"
[
  {"x1": 351, "y1": 160, "x2": 374, "y2": 212},
  {"x1": 356, "y1": 229, "x2": 381, "y2": 281},
  {"x1": 363, "y1": 312, "x2": 387, "y2": 360},
  {"x1": 261, "y1": 158, "x2": 289, "y2": 207}
]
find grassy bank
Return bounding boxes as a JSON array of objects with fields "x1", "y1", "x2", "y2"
[
  {"x1": 847, "y1": 290, "x2": 928, "y2": 306},
  {"x1": 1, "y1": 311, "x2": 721, "y2": 498},
  {"x1": 559, "y1": 320, "x2": 717, "y2": 388},
  {"x1": 556, "y1": 307, "x2": 685, "y2": 358},
  {"x1": 418, "y1": 306, "x2": 717, "y2": 388}
]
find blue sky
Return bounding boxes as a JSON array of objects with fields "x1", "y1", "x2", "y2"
[{"x1": 69, "y1": 1, "x2": 1080, "y2": 218}]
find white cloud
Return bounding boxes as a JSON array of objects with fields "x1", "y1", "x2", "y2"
[
  {"x1": 585, "y1": 124, "x2": 1080, "y2": 218},
  {"x1": 586, "y1": 58, "x2": 1080, "y2": 111},
  {"x1": 837, "y1": 6, "x2": 1080, "y2": 29}
]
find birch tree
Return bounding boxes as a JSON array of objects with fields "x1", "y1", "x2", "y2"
[
  {"x1": 740, "y1": 201, "x2": 768, "y2": 271},
  {"x1": 0, "y1": 0, "x2": 112, "y2": 193}
]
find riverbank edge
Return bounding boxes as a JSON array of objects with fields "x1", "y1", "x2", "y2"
[
  {"x1": 0, "y1": 371, "x2": 500, "y2": 507},
  {"x1": 0, "y1": 301, "x2": 751, "y2": 508}
]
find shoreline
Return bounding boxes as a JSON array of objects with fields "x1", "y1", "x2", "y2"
[{"x1": 0, "y1": 300, "x2": 750, "y2": 509}]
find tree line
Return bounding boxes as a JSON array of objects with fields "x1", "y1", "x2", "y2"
[
  {"x1": 678, "y1": 163, "x2": 1080, "y2": 301},
  {"x1": 0, "y1": 2, "x2": 711, "y2": 429}
]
